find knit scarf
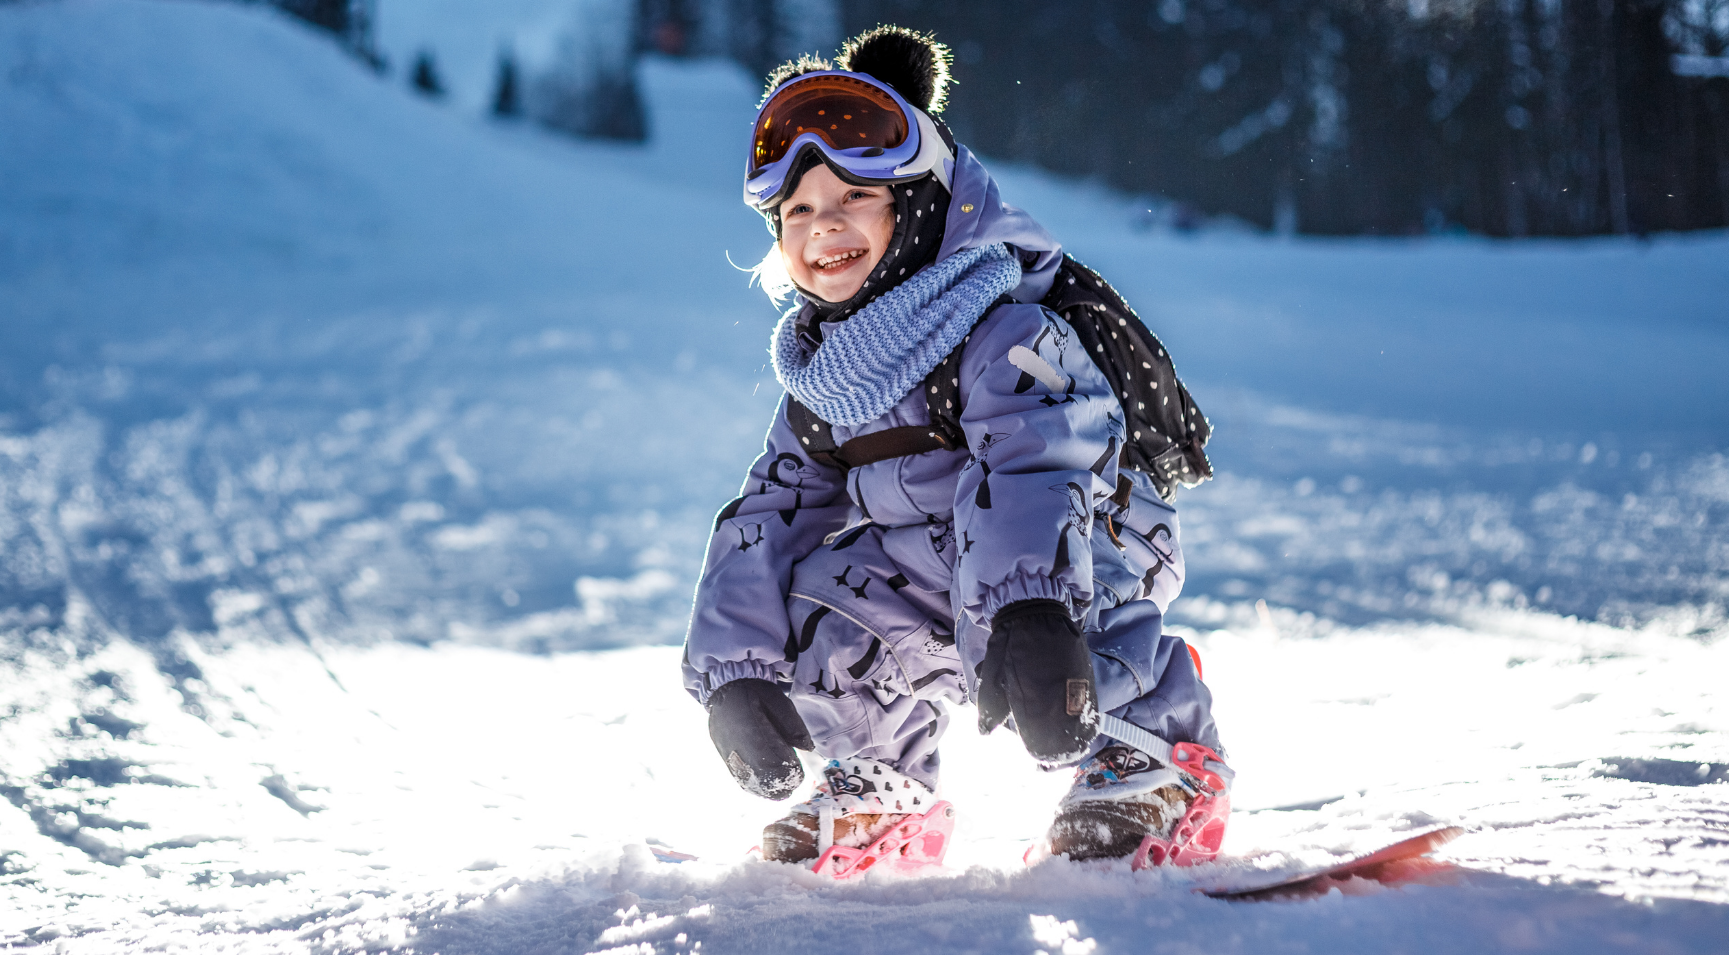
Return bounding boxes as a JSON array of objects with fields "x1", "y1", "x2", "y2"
[{"x1": 771, "y1": 243, "x2": 1022, "y2": 427}]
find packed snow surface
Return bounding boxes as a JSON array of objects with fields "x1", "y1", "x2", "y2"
[{"x1": 2, "y1": 2, "x2": 1726, "y2": 952}]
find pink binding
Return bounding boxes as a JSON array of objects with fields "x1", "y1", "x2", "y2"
[
  {"x1": 1129, "y1": 741, "x2": 1231, "y2": 870},
  {"x1": 811, "y1": 801, "x2": 956, "y2": 879}
]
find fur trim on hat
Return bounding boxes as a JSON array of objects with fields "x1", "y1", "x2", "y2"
[
  {"x1": 759, "y1": 53, "x2": 832, "y2": 105},
  {"x1": 838, "y1": 25, "x2": 952, "y2": 114}
]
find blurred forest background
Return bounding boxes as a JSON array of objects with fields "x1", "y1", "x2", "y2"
[{"x1": 272, "y1": 0, "x2": 1729, "y2": 237}]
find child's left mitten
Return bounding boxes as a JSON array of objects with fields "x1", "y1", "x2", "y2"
[
  {"x1": 707, "y1": 678, "x2": 815, "y2": 799},
  {"x1": 977, "y1": 599, "x2": 1100, "y2": 764}
]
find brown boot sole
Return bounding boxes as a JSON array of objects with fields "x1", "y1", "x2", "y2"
[
  {"x1": 762, "y1": 812, "x2": 900, "y2": 864},
  {"x1": 1047, "y1": 785, "x2": 1191, "y2": 862}
]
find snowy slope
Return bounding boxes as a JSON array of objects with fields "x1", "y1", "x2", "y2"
[
  {"x1": 2, "y1": 0, "x2": 786, "y2": 652},
  {"x1": 5, "y1": 0, "x2": 1725, "y2": 650},
  {"x1": 1, "y1": 1, "x2": 1726, "y2": 952}
]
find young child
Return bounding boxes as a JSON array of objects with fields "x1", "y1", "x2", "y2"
[{"x1": 682, "y1": 26, "x2": 1230, "y2": 872}]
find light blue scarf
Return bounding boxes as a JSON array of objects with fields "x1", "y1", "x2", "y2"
[{"x1": 771, "y1": 243, "x2": 1022, "y2": 427}]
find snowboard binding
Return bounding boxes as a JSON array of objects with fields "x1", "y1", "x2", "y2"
[
  {"x1": 811, "y1": 800, "x2": 957, "y2": 879},
  {"x1": 1026, "y1": 733, "x2": 1232, "y2": 869},
  {"x1": 1129, "y1": 740, "x2": 1231, "y2": 870},
  {"x1": 760, "y1": 757, "x2": 955, "y2": 879}
]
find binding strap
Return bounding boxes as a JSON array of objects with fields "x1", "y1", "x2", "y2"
[{"x1": 1097, "y1": 714, "x2": 1232, "y2": 794}]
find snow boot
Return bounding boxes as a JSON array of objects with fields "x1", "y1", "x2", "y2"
[
  {"x1": 761, "y1": 757, "x2": 955, "y2": 879},
  {"x1": 1045, "y1": 743, "x2": 1230, "y2": 867}
]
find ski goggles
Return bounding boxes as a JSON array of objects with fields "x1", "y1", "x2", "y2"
[{"x1": 743, "y1": 70, "x2": 954, "y2": 211}]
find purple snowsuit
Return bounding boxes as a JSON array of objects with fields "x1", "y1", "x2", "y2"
[{"x1": 683, "y1": 149, "x2": 1222, "y2": 790}]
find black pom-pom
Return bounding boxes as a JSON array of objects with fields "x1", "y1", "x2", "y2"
[
  {"x1": 838, "y1": 25, "x2": 952, "y2": 114},
  {"x1": 760, "y1": 53, "x2": 832, "y2": 105}
]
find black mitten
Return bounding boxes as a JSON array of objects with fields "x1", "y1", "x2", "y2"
[
  {"x1": 707, "y1": 678, "x2": 815, "y2": 799},
  {"x1": 976, "y1": 599, "x2": 1099, "y2": 763}
]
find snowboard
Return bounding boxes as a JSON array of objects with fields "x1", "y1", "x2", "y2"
[
  {"x1": 1199, "y1": 825, "x2": 1465, "y2": 900},
  {"x1": 647, "y1": 842, "x2": 698, "y2": 863}
]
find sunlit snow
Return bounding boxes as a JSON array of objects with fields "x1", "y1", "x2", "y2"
[{"x1": 1, "y1": 2, "x2": 1725, "y2": 953}]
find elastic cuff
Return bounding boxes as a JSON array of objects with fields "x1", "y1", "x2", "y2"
[
  {"x1": 993, "y1": 598, "x2": 1070, "y2": 628},
  {"x1": 697, "y1": 658, "x2": 786, "y2": 706},
  {"x1": 976, "y1": 574, "x2": 1081, "y2": 626}
]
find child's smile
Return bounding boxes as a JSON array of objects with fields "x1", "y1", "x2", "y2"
[{"x1": 813, "y1": 248, "x2": 868, "y2": 271}]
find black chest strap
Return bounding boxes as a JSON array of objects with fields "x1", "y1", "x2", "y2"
[
  {"x1": 786, "y1": 398, "x2": 846, "y2": 471},
  {"x1": 784, "y1": 293, "x2": 1011, "y2": 474},
  {"x1": 787, "y1": 398, "x2": 954, "y2": 473},
  {"x1": 834, "y1": 425, "x2": 954, "y2": 468}
]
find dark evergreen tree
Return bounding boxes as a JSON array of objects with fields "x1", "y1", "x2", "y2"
[
  {"x1": 410, "y1": 50, "x2": 445, "y2": 99},
  {"x1": 493, "y1": 48, "x2": 521, "y2": 117},
  {"x1": 841, "y1": 0, "x2": 1728, "y2": 236},
  {"x1": 634, "y1": 0, "x2": 840, "y2": 74},
  {"x1": 275, "y1": 0, "x2": 353, "y2": 33},
  {"x1": 528, "y1": 2, "x2": 648, "y2": 142},
  {"x1": 271, "y1": 0, "x2": 381, "y2": 67},
  {"x1": 637, "y1": 0, "x2": 697, "y2": 55}
]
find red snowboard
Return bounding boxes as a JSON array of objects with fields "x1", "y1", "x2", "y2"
[{"x1": 1200, "y1": 826, "x2": 1465, "y2": 900}]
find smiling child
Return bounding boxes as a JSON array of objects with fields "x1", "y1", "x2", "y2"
[{"x1": 682, "y1": 26, "x2": 1232, "y2": 875}]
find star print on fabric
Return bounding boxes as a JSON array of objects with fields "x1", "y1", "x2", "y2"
[
  {"x1": 809, "y1": 670, "x2": 845, "y2": 699},
  {"x1": 832, "y1": 565, "x2": 871, "y2": 599}
]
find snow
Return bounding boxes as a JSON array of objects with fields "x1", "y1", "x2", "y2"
[
  {"x1": 2, "y1": 1, "x2": 1726, "y2": 952},
  {"x1": 3, "y1": 634, "x2": 1727, "y2": 951}
]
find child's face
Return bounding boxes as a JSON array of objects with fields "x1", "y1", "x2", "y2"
[{"x1": 778, "y1": 164, "x2": 895, "y2": 303}]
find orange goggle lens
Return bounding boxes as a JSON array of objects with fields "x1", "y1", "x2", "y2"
[{"x1": 752, "y1": 75, "x2": 910, "y2": 171}]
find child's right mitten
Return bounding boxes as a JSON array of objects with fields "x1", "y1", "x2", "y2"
[
  {"x1": 707, "y1": 678, "x2": 815, "y2": 799},
  {"x1": 976, "y1": 599, "x2": 1100, "y2": 764}
]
